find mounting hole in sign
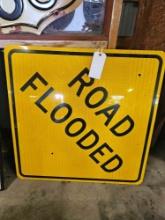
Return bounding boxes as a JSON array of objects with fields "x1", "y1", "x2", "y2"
[{"x1": 54, "y1": 11, "x2": 59, "y2": 16}]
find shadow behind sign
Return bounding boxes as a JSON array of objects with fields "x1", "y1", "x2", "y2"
[{"x1": 0, "y1": 50, "x2": 14, "y2": 190}]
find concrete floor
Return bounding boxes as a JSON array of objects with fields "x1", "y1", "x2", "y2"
[{"x1": 0, "y1": 140, "x2": 165, "y2": 220}]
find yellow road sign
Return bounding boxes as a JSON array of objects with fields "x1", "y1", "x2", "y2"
[{"x1": 4, "y1": 46, "x2": 164, "y2": 184}]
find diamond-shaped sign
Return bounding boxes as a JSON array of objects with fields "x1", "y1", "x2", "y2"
[{"x1": 4, "y1": 46, "x2": 164, "y2": 184}]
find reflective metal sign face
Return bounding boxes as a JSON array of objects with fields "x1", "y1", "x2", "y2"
[
  {"x1": 5, "y1": 46, "x2": 164, "y2": 184},
  {"x1": 0, "y1": 0, "x2": 82, "y2": 34}
]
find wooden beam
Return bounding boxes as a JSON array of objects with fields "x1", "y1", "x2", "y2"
[{"x1": 108, "y1": 0, "x2": 123, "y2": 48}]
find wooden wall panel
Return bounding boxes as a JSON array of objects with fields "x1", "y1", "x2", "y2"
[{"x1": 132, "y1": 0, "x2": 165, "y2": 50}]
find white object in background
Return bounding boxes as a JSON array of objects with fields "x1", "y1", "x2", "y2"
[{"x1": 0, "y1": 0, "x2": 82, "y2": 34}]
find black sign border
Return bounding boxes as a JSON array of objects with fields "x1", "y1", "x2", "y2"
[{"x1": 8, "y1": 49, "x2": 163, "y2": 183}]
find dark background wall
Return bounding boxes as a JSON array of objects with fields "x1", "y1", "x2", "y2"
[{"x1": 118, "y1": 0, "x2": 165, "y2": 141}]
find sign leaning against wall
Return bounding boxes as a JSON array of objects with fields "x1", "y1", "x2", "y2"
[{"x1": 4, "y1": 45, "x2": 165, "y2": 184}]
